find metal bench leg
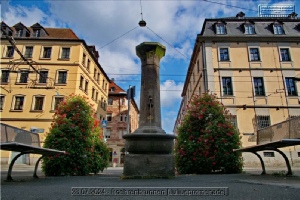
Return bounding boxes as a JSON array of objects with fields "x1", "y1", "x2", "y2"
[
  {"x1": 7, "y1": 152, "x2": 27, "y2": 181},
  {"x1": 251, "y1": 152, "x2": 266, "y2": 175},
  {"x1": 272, "y1": 149, "x2": 292, "y2": 176},
  {"x1": 33, "y1": 155, "x2": 45, "y2": 178}
]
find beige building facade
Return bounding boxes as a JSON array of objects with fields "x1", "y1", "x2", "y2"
[
  {"x1": 174, "y1": 12, "x2": 300, "y2": 167},
  {"x1": 0, "y1": 22, "x2": 110, "y2": 164},
  {"x1": 105, "y1": 80, "x2": 139, "y2": 167}
]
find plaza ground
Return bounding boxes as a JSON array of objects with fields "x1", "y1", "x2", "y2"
[{"x1": 1, "y1": 164, "x2": 300, "y2": 200}]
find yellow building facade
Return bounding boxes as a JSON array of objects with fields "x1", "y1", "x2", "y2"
[
  {"x1": 0, "y1": 22, "x2": 110, "y2": 164},
  {"x1": 174, "y1": 12, "x2": 300, "y2": 167}
]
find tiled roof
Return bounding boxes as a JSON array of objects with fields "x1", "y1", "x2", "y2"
[
  {"x1": 43, "y1": 28, "x2": 79, "y2": 39},
  {"x1": 201, "y1": 17, "x2": 300, "y2": 37},
  {"x1": 109, "y1": 81, "x2": 126, "y2": 94}
]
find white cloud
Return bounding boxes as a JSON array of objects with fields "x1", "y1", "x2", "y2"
[
  {"x1": 161, "y1": 110, "x2": 178, "y2": 134},
  {"x1": 160, "y1": 80, "x2": 183, "y2": 108}
]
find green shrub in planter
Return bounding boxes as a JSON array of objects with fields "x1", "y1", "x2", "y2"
[
  {"x1": 42, "y1": 94, "x2": 109, "y2": 176},
  {"x1": 175, "y1": 93, "x2": 243, "y2": 174}
]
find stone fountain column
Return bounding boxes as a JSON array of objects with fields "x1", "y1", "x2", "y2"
[{"x1": 123, "y1": 42, "x2": 176, "y2": 178}]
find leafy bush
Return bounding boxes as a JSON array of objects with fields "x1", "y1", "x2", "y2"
[
  {"x1": 42, "y1": 94, "x2": 109, "y2": 176},
  {"x1": 175, "y1": 93, "x2": 243, "y2": 174}
]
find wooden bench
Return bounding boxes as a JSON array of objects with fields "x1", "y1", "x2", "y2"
[{"x1": 0, "y1": 123, "x2": 65, "y2": 181}]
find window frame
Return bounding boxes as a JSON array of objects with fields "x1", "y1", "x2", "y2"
[
  {"x1": 219, "y1": 47, "x2": 230, "y2": 61},
  {"x1": 1, "y1": 70, "x2": 10, "y2": 84},
  {"x1": 17, "y1": 70, "x2": 29, "y2": 84},
  {"x1": 0, "y1": 95, "x2": 5, "y2": 111},
  {"x1": 257, "y1": 115, "x2": 271, "y2": 130},
  {"x1": 253, "y1": 77, "x2": 265, "y2": 96},
  {"x1": 222, "y1": 77, "x2": 233, "y2": 96},
  {"x1": 38, "y1": 70, "x2": 49, "y2": 84},
  {"x1": 4, "y1": 46, "x2": 14, "y2": 58},
  {"x1": 12, "y1": 95, "x2": 25, "y2": 111},
  {"x1": 107, "y1": 114, "x2": 112, "y2": 122},
  {"x1": 249, "y1": 47, "x2": 261, "y2": 61},
  {"x1": 215, "y1": 23, "x2": 226, "y2": 35},
  {"x1": 56, "y1": 70, "x2": 68, "y2": 84},
  {"x1": 32, "y1": 95, "x2": 45, "y2": 111},
  {"x1": 24, "y1": 46, "x2": 34, "y2": 59},
  {"x1": 285, "y1": 77, "x2": 298, "y2": 96},
  {"x1": 244, "y1": 24, "x2": 255, "y2": 34},
  {"x1": 279, "y1": 48, "x2": 291, "y2": 62},
  {"x1": 273, "y1": 24, "x2": 284, "y2": 35},
  {"x1": 60, "y1": 47, "x2": 71, "y2": 59},
  {"x1": 41, "y1": 47, "x2": 52, "y2": 59},
  {"x1": 84, "y1": 80, "x2": 89, "y2": 94},
  {"x1": 52, "y1": 96, "x2": 64, "y2": 111}
]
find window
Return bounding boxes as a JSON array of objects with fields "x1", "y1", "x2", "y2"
[
  {"x1": 53, "y1": 96, "x2": 64, "y2": 110},
  {"x1": 222, "y1": 77, "x2": 233, "y2": 95},
  {"x1": 57, "y1": 71, "x2": 67, "y2": 84},
  {"x1": 285, "y1": 78, "x2": 297, "y2": 96},
  {"x1": 97, "y1": 73, "x2": 100, "y2": 83},
  {"x1": 33, "y1": 96, "x2": 44, "y2": 111},
  {"x1": 24, "y1": 46, "x2": 33, "y2": 58},
  {"x1": 1, "y1": 70, "x2": 10, "y2": 83},
  {"x1": 87, "y1": 59, "x2": 90, "y2": 71},
  {"x1": 108, "y1": 98, "x2": 113, "y2": 105},
  {"x1": 102, "y1": 80, "x2": 105, "y2": 89},
  {"x1": 85, "y1": 80, "x2": 89, "y2": 93},
  {"x1": 39, "y1": 71, "x2": 48, "y2": 83},
  {"x1": 107, "y1": 114, "x2": 112, "y2": 121},
  {"x1": 228, "y1": 115, "x2": 238, "y2": 130},
  {"x1": 13, "y1": 96, "x2": 25, "y2": 110},
  {"x1": 216, "y1": 24, "x2": 226, "y2": 34},
  {"x1": 121, "y1": 98, "x2": 125, "y2": 106},
  {"x1": 92, "y1": 88, "x2": 95, "y2": 99},
  {"x1": 257, "y1": 115, "x2": 270, "y2": 130},
  {"x1": 263, "y1": 152, "x2": 275, "y2": 157},
  {"x1": 280, "y1": 48, "x2": 291, "y2": 61},
  {"x1": 95, "y1": 91, "x2": 98, "y2": 101},
  {"x1": 110, "y1": 87, "x2": 115, "y2": 92},
  {"x1": 197, "y1": 60, "x2": 200, "y2": 73},
  {"x1": 253, "y1": 77, "x2": 265, "y2": 96},
  {"x1": 245, "y1": 24, "x2": 255, "y2": 34},
  {"x1": 42, "y1": 47, "x2": 52, "y2": 58},
  {"x1": 120, "y1": 114, "x2": 127, "y2": 122},
  {"x1": 82, "y1": 53, "x2": 86, "y2": 65},
  {"x1": 105, "y1": 129, "x2": 111, "y2": 139},
  {"x1": 103, "y1": 100, "x2": 107, "y2": 110},
  {"x1": 93, "y1": 68, "x2": 97, "y2": 79},
  {"x1": 119, "y1": 129, "x2": 127, "y2": 139},
  {"x1": 33, "y1": 29, "x2": 40, "y2": 37},
  {"x1": 15, "y1": 29, "x2": 23, "y2": 37},
  {"x1": 249, "y1": 48, "x2": 260, "y2": 61},
  {"x1": 219, "y1": 48, "x2": 229, "y2": 61},
  {"x1": 80, "y1": 76, "x2": 84, "y2": 89},
  {"x1": 0, "y1": 95, "x2": 5, "y2": 111},
  {"x1": 61, "y1": 47, "x2": 70, "y2": 59},
  {"x1": 5, "y1": 46, "x2": 14, "y2": 57},
  {"x1": 273, "y1": 24, "x2": 284, "y2": 35},
  {"x1": 19, "y1": 71, "x2": 29, "y2": 83}
]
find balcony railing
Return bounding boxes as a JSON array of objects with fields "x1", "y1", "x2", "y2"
[{"x1": 257, "y1": 116, "x2": 300, "y2": 145}]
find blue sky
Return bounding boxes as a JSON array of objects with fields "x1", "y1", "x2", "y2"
[{"x1": 1, "y1": 0, "x2": 300, "y2": 133}]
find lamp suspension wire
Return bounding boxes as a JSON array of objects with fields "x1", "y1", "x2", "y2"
[{"x1": 140, "y1": 0, "x2": 144, "y2": 20}]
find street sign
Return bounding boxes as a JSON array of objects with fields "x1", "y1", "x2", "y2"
[{"x1": 101, "y1": 120, "x2": 107, "y2": 128}]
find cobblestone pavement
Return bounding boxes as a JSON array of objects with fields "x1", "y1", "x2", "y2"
[{"x1": 1, "y1": 165, "x2": 300, "y2": 200}]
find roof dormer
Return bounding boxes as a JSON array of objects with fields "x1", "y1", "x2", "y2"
[
  {"x1": 30, "y1": 23, "x2": 48, "y2": 37},
  {"x1": 13, "y1": 22, "x2": 30, "y2": 37},
  {"x1": 214, "y1": 21, "x2": 227, "y2": 35},
  {"x1": 242, "y1": 20, "x2": 255, "y2": 35},
  {"x1": 271, "y1": 21, "x2": 285, "y2": 35},
  {"x1": 1, "y1": 21, "x2": 13, "y2": 37}
]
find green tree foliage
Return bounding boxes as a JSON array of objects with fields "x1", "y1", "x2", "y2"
[
  {"x1": 175, "y1": 93, "x2": 243, "y2": 174},
  {"x1": 42, "y1": 94, "x2": 109, "y2": 176}
]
